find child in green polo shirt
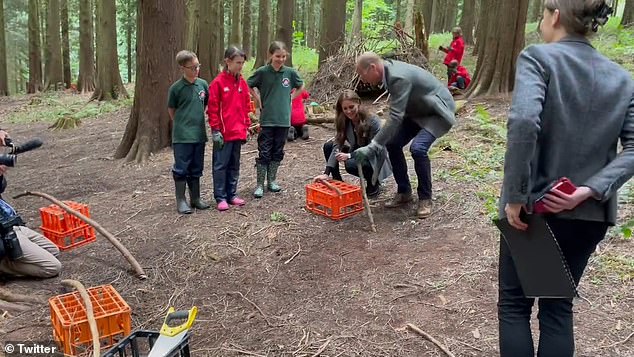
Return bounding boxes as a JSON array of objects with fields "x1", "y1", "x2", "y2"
[
  {"x1": 247, "y1": 41, "x2": 305, "y2": 198},
  {"x1": 167, "y1": 50, "x2": 211, "y2": 214}
]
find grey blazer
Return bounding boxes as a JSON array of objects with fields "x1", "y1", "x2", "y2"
[
  {"x1": 500, "y1": 36, "x2": 634, "y2": 225},
  {"x1": 327, "y1": 115, "x2": 393, "y2": 182},
  {"x1": 373, "y1": 60, "x2": 456, "y2": 146}
]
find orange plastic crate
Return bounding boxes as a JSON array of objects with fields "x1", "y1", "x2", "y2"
[
  {"x1": 39, "y1": 201, "x2": 96, "y2": 251},
  {"x1": 41, "y1": 225, "x2": 96, "y2": 251},
  {"x1": 306, "y1": 180, "x2": 364, "y2": 220},
  {"x1": 49, "y1": 285, "x2": 132, "y2": 356}
]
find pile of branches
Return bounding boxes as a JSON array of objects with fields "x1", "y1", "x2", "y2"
[{"x1": 309, "y1": 26, "x2": 428, "y2": 104}]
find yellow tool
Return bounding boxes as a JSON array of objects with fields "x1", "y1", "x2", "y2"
[{"x1": 147, "y1": 306, "x2": 198, "y2": 357}]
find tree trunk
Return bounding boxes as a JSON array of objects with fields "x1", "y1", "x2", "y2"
[
  {"x1": 459, "y1": 0, "x2": 475, "y2": 44},
  {"x1": 230, "y1": 0, "x2": 241, "y2": 45},
  {"x1": 77, "y1": 0, "x2": 95, "y2": 93},
  {"x1": 218, "y1": 0, "x2": 225, "y2": 61},
  {"x1": 395, "y1": 0, "x2": 402, "y2": 24},
  {"x1": 255, "y1": 0, "x2": 271, "y2": 68},
  {"x1": 92, "y1": 0, "x2": 128, "y2": 100},
  {"x1": 115, "y1": 0, "x2": 187, "y2": 163},
  {"x1": 198, "y1": 0, "x2": 216, "y2": 81},
  {"x1": 186, "y1": 0, "x2": 199, "y2": 52},
  {"x1": 242, "y1": 0, "x2": 252, "y2": 57},
  {"x1": 429, "y1": 0, "x2": 438, "y2": 33},
  {"x1": 305, "y1": 0, "x2": 318, "y2": 48},
  {"x1": 530, "y1": 0, "x2": 542, "y2": 22},
  {"x1": 622, "y1": 0, "x2": 634, "y2": 26},
  {"x1": 318, "y1": 0, "x2": 346, "y2": 67},
  {"x1": 126, "y1": 0, "x2": 134, "y2": 83},
  {"x1": 350, "y1": 0, "x2": 363, "y2": 42},
  {"x1": 467, "y1": 0, "x2": 530, "y2": 97},
  {"x1": 61, "y1": 0, "x2": 71, "y2": 88},
  {"x1": 276, "y1": 0, "x2": 294, "y2": 66},
  {"x1": 45, "y1": 0, "x2": 64, "y2": 90},
  {"x1": 0, "y1": 0, "x2": 8, "y2": 96},
  {"x1": 444, "y1": 0, "x2": 458, "y2": 32},
  {"x1": 404, "y1": 0, "x2": 415, "y2": 34},
  {"x1": 28, "y1": 0, "x2": 44, "y2": 93},
  {"x1": 414, "y1": 10, "x2": 429, "y2": 60}
]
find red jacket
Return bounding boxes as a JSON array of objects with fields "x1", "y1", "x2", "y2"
[
  {"x1": 443, "y1": 36, "x2": 465, "y2": 65},
  {"x1": 449, "y1": 65, "x2": 471, "y2": 88},
  {"x1": 291, "y1": 90, "x2": 310, "y2": 126},
  {"x1": 207, "y1": 71, "x2": 251, "y2": 142}
]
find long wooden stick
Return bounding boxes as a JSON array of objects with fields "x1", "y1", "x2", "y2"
[
  {"x1": 315, "y1": 178, "x2": 343, "y2": 196},
  {"x1": 406, "y1": 323, "x2": 456, "y2": 357},
  {"x1": 356, "y1": 163, "x2": 376, "y2": 232},
  {"x1": 14, "y1": 191, "x2": 147, "y2": 279},
  {"x1": 62, "y1": 279, "x2": 100, "y2": 357}
]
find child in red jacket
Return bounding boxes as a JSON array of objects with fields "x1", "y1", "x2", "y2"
[
  {"x1": 207, "y1": 46, "x2": 251, "y2": 211},
  {"x1": 440, "y1": 27, "x2": 465, "y2": 81},
  {"x1": 448, "y1": 60, "x2": 471, "y2": 91},
  {"x1": 288, "y1": 89, "x2": 310, "y2": 141}
]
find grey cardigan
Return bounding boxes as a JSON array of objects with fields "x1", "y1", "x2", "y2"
[
  {"x1": 500, "y1": 36, "x2": 634, "y2": 225},
  {"x1": 373, "y1": 60, "x2": 456, "y2": 146}
]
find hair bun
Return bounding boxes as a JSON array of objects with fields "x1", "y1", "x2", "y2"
[{"x1": 591, "y1": 2, "x2": 613, "y2": 32}]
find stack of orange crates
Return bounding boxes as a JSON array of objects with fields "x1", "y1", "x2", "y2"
[
  {"x1": 49, "y1": 284, "x2": 132, "y2": 356},
  {"x1": 39, "y1": 201, "x2": 96, "y2": 251},
  {"x1": 306, "y1": 180, "x2": 364, "y2": 220}
]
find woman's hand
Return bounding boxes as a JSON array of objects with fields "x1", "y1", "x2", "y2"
[
  {"x1": 335, "y1": 152, "x2": 350, "y2": 162},
  {"x1": 505, "y1": 203, "x2": 528, "y2": 231},
  {"x1": 540, "y1": 186, "x2": 595, "y2": 213},
  {"x1": 314, "y1": 174, "x2": 329, "y2": 182}
]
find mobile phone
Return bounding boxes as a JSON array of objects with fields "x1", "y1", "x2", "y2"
[{"x1": 533, "y1": 177, "x2": 578, "y2": 214}]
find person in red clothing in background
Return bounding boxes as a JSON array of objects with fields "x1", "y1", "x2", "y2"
[
  {"x1": 207, "y1": 46, "x2": 251, "y2": 211},
  {"x1": 288, "y1": 88, "x2": 310, "y2": 141},
  {"x1": 447, "y1": 60, "x2": 471, "y2": 92},
  {"x1": 439, "y1": 27, "x2": 465, "y2": 81}
]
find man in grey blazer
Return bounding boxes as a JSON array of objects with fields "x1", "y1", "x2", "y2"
[{"x1": 353, "y1": 52, "x2": 456, "y2": 218}]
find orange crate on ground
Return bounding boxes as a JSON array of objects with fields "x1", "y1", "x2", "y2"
[
  {"x1": 49, "y1": 284, "x2": 132, "y2": 356},
  {"x1": 39, "y1": 201, "x2": 96, "y2": 251},
  {"x1": 306, "y1": 180, "x2": 364, "y2": 220}
]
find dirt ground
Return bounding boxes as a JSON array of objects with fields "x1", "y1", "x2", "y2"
[{"x1": 0, "y1": 94, "x2": 632, "y2": 357}]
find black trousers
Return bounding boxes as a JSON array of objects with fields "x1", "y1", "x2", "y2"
[
  {"x1": 172, "y1": 143, "x2": 205, "y2": 180},
  {"x1": 322, "y1": 141, "x2": 378, "y2": 193},
  {"x1": 257, "y1": 127, "x2": 287, "y2": 165},
  {"x1": 498, "y1": 217, "x2": 608, "y2": 357}
]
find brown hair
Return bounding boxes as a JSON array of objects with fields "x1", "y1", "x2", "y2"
[
  {"x1": 543, "y1": 0, "x2": 613, "y2": 36},
  {"x1": 175, "y1": 50, "x2": 197, "y2": 66},
  {"x1": 266, "y1": 41, "x2": 287, "y2": 65},
  {"x1": 334, "y1": 90, "x2": 372, "y2": 148}
]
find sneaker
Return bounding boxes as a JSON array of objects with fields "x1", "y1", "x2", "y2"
[
  {"x1": 384, "y1": 192, "x2": 414, "y2": 208},
  {"x1": 229, "y1": 197, "x2": 246, "y2": 206},
  {"x1": 417, "y1": 199, "x2": 432, "y2": 219},
  {"x1": 217, "y1": 200, "x2": 229, "y2": 211}
]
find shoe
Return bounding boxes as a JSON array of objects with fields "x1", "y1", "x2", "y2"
[
  {"x1": 267, "y1": 161, "x2": 282, "y2": 192},
  {"x1": 366, "y1": 184, "x2": 381, "y2": 198},
  {"x1": 301, "y1": 126, "x2": 309, "y2": 140},
  {"x1": 229, "y1": 197, "x2": 246, "y2": 206},
  {"x1": 217, "y1": 200, "x2": 229, "y2": 211},
  {"x1": 187, "y1": 177, "x2": 210, "y2": 210},
  {"x1": 254, "y1": 163, "x2": 267, "y2": 198},
  {"x1": 384, "y1": 192, "x2": 413, "y2": 208},
  {"x1": 287, "y1": 127, "x2": 296, "y2": 141},
  {"x1": 417, "y1": 199, "x2": 432, "y2": 219},
  {"x1": 174, "y1": 177, "x2": 192, "y2": 214}
]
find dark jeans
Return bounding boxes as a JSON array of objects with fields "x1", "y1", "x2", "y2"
[
  {"x1": 257, "y1": 127, "x2": 287, "y2": 165},
  {"x1": 172, "y1": 142, "x2": 205, "y2": 180},
  {"x1": 212, "y1": 141, "x2": 242, "y2": 202},
  {"x1": 322, "y1": 141, "x2": 378, "y2": 193},
  {"x1": 450, "y1": 76, "x2": 467, "y2": 89},
  {"x1": 498, "y1": 217, "x2": 608, "y2": 357},
  {"x1": 386, "y1": 121, "x2": 436, "y2": 200}
]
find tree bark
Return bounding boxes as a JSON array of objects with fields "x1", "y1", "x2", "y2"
[
  {"x1": 115, "y1": 0, "x2": 186, "y2": 163},
  {"x1": 126, "y1": 0, "x2": 134, "y2": 83},
  {"x1": 305, "y1": 0, "x2": 318, "y2": 48},
  {"x1": 92, "y1": 0, "x2": 128, "y2": 100},
  {"x1": 276, "y1": 0, "x2": 294, "y2": 66},
  {"x1": 198, "y1": 0, "x2": 216, "y2": 81},
  {"x1": 467, "y1": 0, "x2": 530, "y2": 97},
  {"x1": 77, "y1": 0, "x2": 95, "y2": 93},
  {"x1": 395, "y1": 0, "x2": 402, "y2": 24},
  {"x1": 530, "y1": 0, "x2": 542, "y2": 22},
  {"x1": 0, "y1": 0, "x2": 9, "y2": 96},
  {"x1": 351, "y1": 0, "x2": 363, "y2": 42},
  {"x1": 444, "y1": 0, "x2": 458, "y2": 32},
  {"x1": 217, "y1": 0, "x2": 225, "y2": 61},
  {"x1": 404, "y1": 0, "x2": 415, "y2": 34},
  {"x1": 459, "y1": 0, "x2": 475, "y2": 45},
  {"x1": 622, "y1": 0, "x2": 634, "y2": 27},
  {"x1": 61, "y1": 0, "x2": 71, "y2": 88},
  {"x1": 242, "y1": 0, "x2": 252, "y2": 57},
  {"x1": 28, "y1": 0, "x2": 44, "y2": 93},
  {"x1": 45, "y1": 0, "x2": 64, "y2": 90},
  {"x1": 255, "y1": 0, "x2": 271, "y2": 68},
  {"x1": 429, "y1": 0, "x2": 438, "y2": 33},
  {"x1": 318, "y1": 0, "x2": 346, "y2": 67},
  {"x1": 230, "y1": 0, "x2": 242, "y2": 45}
]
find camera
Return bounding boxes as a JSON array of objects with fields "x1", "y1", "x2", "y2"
[
  {"x1": 0, "y1": 215, "x2": 24, "y2": 260},
  {"x1": 0, "y1": 137, "x2": 44, "y2": 167}
]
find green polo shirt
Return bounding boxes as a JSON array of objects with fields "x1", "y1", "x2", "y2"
[
  {"x1": 167, "y1": 77, "x2": 209, "y2": 143},
  {"x1": 247, "y1": 64, "x2": 303, "y2": 127}
]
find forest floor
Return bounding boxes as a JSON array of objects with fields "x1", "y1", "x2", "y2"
[{"x1": 0, "y1": 88, "x2": 632, "y2": 357}]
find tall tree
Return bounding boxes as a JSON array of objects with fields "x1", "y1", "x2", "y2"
[
  {"x1": 254, "y1": 0, "x2": 271, "y2": 67},
  {"x1": 45, "y1": 0, "x2": 64, "y2": 90},
  {"x1": 467, "y1": 0, "x2": 530, "y2": 97},
  {"x1": 125, "y1": 0, "x2": 135, "y2": 83},
  {"x1": 61, "y1": 0, "x2": 71, "y2": 88},
  {"x1": 443, "y1": 0, "x2": 458, "y2": 32},
  {"x1": 197, "y1": 0, "x2": 217, "y2": 81},
  {"x1": 217, "y1": 0, "x2": 224, "y2": 61},
  {"x1": 0, "y1": 0, "x2": 8, "y2": 96},
  {"x1": 350, "y1": 0, "x2": 363, "y2": 42},
  {"x1": 405, "y1": 0, "x2": 415, "y2": 34},
  {"x1": 242, "y1": 0, "x2": 252, "y2": 57},
  {"x1": 115, "y1": 0, "x2": 187, "y2": 162},
  {"x1": 230, "y1": 0, "x2": 241, "y2": 45},
  {"x1": 28, "y1": 0, "x2": 43, "y2": 93},
  {"x1": 276, "y1": 0, "x2": 294, "y2": 66},
  {"x1": 92, "y1": 0, "x2": 128, "y2": 100},
  {"x1": 530, "y1": 0, "x2": 542, "y2": 22},
  {"x1": 459, "y1": 0, "x2": 475, "y2": 44},
  {"x1": 318, "y1": 0, "x2": 346, "y2": 67},
  {"x1": 395, "y1": 0, "x2": 402, "y2": 24},
  {"x1": 186, "y1": 0, "x2": 199, "y2": 51},
  {"x1": 623, "y1": 0, "x2": 634, "y2": 27},
  {"x1": 305, "y1": 0, "x2": 319, "y2": 48},
  {"x1": 77, "y1": 0, "x2": 96, "y2": 92}
]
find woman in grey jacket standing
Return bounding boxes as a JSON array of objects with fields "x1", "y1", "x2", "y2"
[{"x1": 499, "y1": 1, "x2": 633, "y2": 356}]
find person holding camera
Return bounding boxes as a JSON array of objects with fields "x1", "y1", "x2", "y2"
[{"x1": 0, "y1": 130, "x2": 61, "y2": 279}]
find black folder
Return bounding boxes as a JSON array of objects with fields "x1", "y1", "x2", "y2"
[{"x1": 493, "y1": 214, "x2": 577, "y2": 298}]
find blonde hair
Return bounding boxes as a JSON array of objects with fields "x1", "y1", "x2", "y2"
[{"x1": 543, "y1": 0, "x2": 613, "y2": 35}]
